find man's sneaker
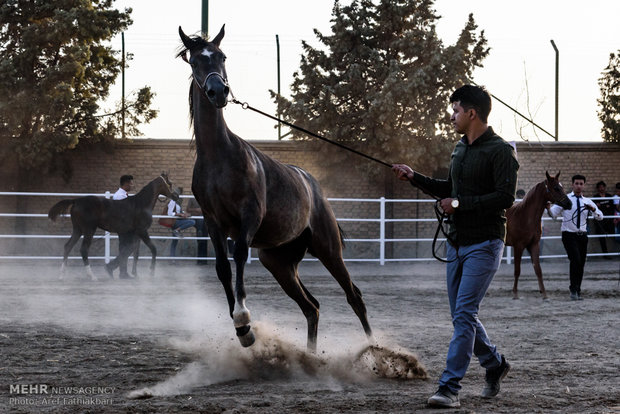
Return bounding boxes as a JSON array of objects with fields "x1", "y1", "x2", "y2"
[
  {"x1": 482, "y1": 355, "x2": 511, "y2": 398},
  {"x1": 427, "y1": 387, "x2": 460, "y2": 408},
  {"x1": 172, "y1": 230, "x2": 182, "y2": 238},
  {"x1": 570, "y1": 292, "x2": 578, "y2": 301}
]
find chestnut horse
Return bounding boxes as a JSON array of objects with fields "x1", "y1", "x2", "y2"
[
  {"x1": 506, "y1": 171, "x2": 572, "y2": 299},
  {"x1": 48, "y1": 173, "x2": 178, "y2": 280},
  {"x1": 178, "y1": 25, "x2": 373, "y2": 352}
]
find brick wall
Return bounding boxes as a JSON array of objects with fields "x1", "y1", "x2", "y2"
[{"x1": 1, "y1": 139, "x2": 618, "y2": 258}]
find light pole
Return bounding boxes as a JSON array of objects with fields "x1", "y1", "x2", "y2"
[
  {"x1": 550, "y1": 40, "x2": 559, "y2": 141},
  {"x1": 202, "y1": 0, "x2": 208, "y2": 36}
]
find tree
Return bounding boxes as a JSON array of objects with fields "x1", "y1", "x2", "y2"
[
  {"x1": 272, "y1": 0, "x2": 489, "y2": 178},
  {"x1": 0, "y1": 0, "x2": 157, "y2": 177},
  {"x1": 597, "y1": 51, "x2": 620, "y2": 143}
]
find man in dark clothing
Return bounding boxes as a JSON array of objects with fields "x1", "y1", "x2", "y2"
[
  {"x1": 591, "y1": 181, "x2": 615, "y2": 257},
  {"x1": 393, "y1": 85, "x2": 518, "y2": 409}
]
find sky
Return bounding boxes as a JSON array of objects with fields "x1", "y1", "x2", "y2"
[{"x1": 107, "y1": 0, "x2": 620, "y2": 143}]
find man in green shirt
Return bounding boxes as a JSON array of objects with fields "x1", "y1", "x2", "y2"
[{"x1": 393, "y1": 85, "x2": 519, "y2": 408}]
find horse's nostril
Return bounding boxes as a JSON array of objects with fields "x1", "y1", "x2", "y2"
[
  {"x1": 224, "y1": 86, "x2": 230, "y2": 95},
  {"x1": 207, "y1": 89, "x2": 215, "y2": 98}
]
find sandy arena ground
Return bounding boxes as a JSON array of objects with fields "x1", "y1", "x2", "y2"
[{"x1": 0, "y1": 258, "x2": 619, "y2": 413}]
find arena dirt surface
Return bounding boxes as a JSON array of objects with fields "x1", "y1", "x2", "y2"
[{"x1": 1, "y1": 258, "x2": 619, "y2": 413}]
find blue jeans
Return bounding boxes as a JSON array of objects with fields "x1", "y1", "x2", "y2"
[
  {"x1": 439, "y1": 239, "x2": 504, "y2": 394},
  {"x1": 170, "y1": 219, "x2": 196, "y2": 257}
]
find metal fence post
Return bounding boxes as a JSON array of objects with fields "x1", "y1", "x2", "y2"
[
  {"x1": 506, "y1": 246, "x2": 512, "y2": 264},
  {"x1": 379, "y1": 197, "x2": 385, "y2": 265},
  {"x1": 104, "y1": 191, "x2": 111, "y2": 264}
]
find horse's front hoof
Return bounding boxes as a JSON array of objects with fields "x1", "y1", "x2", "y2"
[
  {"x1": 104, "y1": 263, "x2": 114, "y2": 278},
  {"x1": 233, "y1": 308, "x2": 251, "y2": 328},
  {"x1": 236, "y1": 325, "x2": 255, "y2": 347}
]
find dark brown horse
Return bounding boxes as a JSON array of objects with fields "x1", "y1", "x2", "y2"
[
  {"x1": 48, "y1": 173, "x2": 178, "y2": 280},
  {"x1": 178, "y1": 25, "x2": 373, "y2": 352},
  {"x1": 506, "y1": 171, "x2": 572, "y2": 299}
]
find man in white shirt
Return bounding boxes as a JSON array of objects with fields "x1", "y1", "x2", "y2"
[
  {"x1": 548, "y1": 174, "x2": 603, "y2": 300},
  {"x1": 112, "y1": 175, "x2": 134, "y2": 200}
]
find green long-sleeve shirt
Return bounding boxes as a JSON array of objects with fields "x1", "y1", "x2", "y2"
[{"x1": 412, "y1": 126, "x2": 519, "y2": 246}]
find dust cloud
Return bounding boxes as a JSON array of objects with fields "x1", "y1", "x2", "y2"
[
  {"x1": 128, "y1": 321, "x2": 427, "y2": 399},
  {"x1": 2, "y1": 263, "x2": 426, "y2": 400}
]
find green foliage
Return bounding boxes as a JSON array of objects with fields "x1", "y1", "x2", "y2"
[
  {"x1": 597, "y1": 51, "x2": 620, "y2": 143},
  {"x1": 272, "y1": 0, "x2": 489, "y2": 177},
  {"x1": 0, "y1": 0, "x2": 157, "y2": 174}
]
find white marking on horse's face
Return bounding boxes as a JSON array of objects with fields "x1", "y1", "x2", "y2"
[{"x1": 201, "y1": 48, "x2": 213, "y2": 58}]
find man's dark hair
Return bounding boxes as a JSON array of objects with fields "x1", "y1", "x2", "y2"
[
  {"x1": 572, "y1": 174, "x2": 586, "y2": 183},
  {"x1": 595, "y1": 180, "x2": 606, "y2": 188},
  {"x1": 120, "y1": 174, "x2": 134, "y2": 186},
  {"x1": 450, "y1": 84, "x2": 492, "y2": 123},
  {"x1": 616, "y1": 182, "x2": 620, "y2": 190}
]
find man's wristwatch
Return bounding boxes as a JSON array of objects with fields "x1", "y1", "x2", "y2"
[{"x1": 451, "y1": 198, "x2": 460, "y2": 209}]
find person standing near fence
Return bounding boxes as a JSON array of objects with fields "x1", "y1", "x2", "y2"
[
  {"x1": 392, "y1": 84, "x2": 518, "y2": 409},
  {"x1": 614, "y1": 182, "x2": 620, "y2": 244},
  {"x1": 112, "y1": 175, "x2": 134, "y2": 200},
  {"x1": 548, "y1": 174, "x2": 603, "y2": 300},
  {"x1": 186, "y1": 196, "x2": 209, "y2": 264},
  {"x1": 591, "y1": 180, "x2": 615, "y2": 258}
]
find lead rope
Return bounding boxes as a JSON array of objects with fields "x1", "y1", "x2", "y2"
[{"x1": 230, "y1": 98, "x2": 456, "y2": 262}]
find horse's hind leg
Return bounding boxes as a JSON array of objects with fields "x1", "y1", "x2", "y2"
[
  {"x1": 310, "y1": 228, "x2": 374, "y2": 344},
  {"x1": 528, "y1": 243, "x2": 547, "y2": 299},
  {"x1": 259, "y1": 238, "x2": 320, "y2": 352},
  {"x1": 512, "y1": 247, "x2": 523, "y2": 299},
  {"x1": 61, "y1": 229, "x2": 82, "y2": 280}
]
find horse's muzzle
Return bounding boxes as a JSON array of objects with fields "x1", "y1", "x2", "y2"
[{"x1": 206, "y1": 78, "x2": 229, "y2": 108}]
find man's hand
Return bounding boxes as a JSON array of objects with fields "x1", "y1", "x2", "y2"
[
  {"x1": 440, "y1": 198, "x2": 456, "y2": 215},
  {"x1": 586, "y1": 204, "x2": 596, "y2": 212},
  {"x1": 392, "y1": 164, "x2": 414, "y2": 181}
]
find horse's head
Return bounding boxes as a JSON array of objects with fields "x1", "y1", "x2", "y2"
[
  {"x1": 159, "y1": 172, "x2": 180, "y2": 202},
  {"x1": 545, "y1": 171, "x2": 572, "y2": 210},
  {"x1": 178, "y1": 25, "x2": 229, "y2": 108}
]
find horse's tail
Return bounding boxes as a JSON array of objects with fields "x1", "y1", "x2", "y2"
[{"x1": 48, "y1": 199, "x2": 75, "y2": 221}]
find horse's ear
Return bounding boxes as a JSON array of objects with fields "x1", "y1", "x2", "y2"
[
  {"x1": 212, "y1": 24, "x2": 225, "y2": 47},
  {"x1": 545, "y1": 171, "x2": 552, "y2": 181},
  {"x1": 555, "y1": 171, "x2": 561, "y2": 180},
  {"x1": 179, "y1": 26, "x2": 195, "y2": 52}
]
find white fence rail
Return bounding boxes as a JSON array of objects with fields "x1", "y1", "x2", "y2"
[{"x1": 0, "y1": 192, "x2": 617, "y2": 265}]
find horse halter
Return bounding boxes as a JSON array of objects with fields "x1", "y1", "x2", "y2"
[
  {"x1": 159, "y1": 175, "x2": 173, "y2": 192},
  {"x1": 194, "y1": 71, "x2": 230, "y2": 96},
  {"x1": 545, "y1": 181, "x2": 569, "y2": 206}
]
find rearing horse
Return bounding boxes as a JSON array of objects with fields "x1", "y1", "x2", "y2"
[
  {"x1": 48, "y1": 173, "x2": 179, "y2": 280},
  {"x1": 178, "y1": 25, "x2": 373, "y2": 352},
  {"x1": 506, "y1": 171, "x2": 572, "y2": 299}
]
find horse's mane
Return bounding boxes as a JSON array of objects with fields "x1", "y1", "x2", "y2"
[
  {"x1": 176, "y1": 34, "x2": 211, "y2": 144},
  {"x1": 510, "y1": 181, "x2": 545, "y2": 214}
]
